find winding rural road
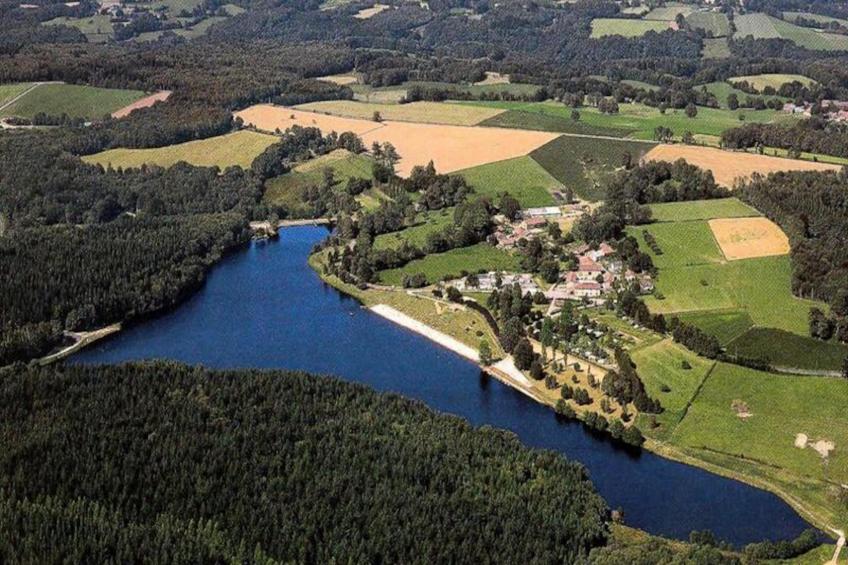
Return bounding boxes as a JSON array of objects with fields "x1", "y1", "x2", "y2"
[{"x1": 827, "y1": 529, "x2": 845, "y2": 565}]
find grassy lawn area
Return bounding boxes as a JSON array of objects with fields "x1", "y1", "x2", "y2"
[
  {"x1": 373, "y1": 209, "x2": 454, "y2": 251},
  {"x1": 0, "y1": 83, "x2": 36, "y2": 107},
  {"x1": 530, "y1": 135, "x2": 655, "y2": 201},
  {"x1": 378, "y1": 243, "x2": 521, "y2": 286},
  {"x1": 728, "y1": 73, "x2": 816, "y2": 92},
  {"x1": 0, "y1": 83, "x2": 147, "y2": 120},
  {"x1": 675, "y1": 309, "x2": 754, "y2": 346},
  {"x1": 264, "y1": 149, "x2": 375, "y2": 213},
  {"x1": 627, "y1": 221, "x2": 724, "y2": 269},
  {"x1": 295, "y1": 100, "x2": 504, "y2": 126},
  {"x1": 456, "y1": 156, "x2": 559, "y2": 208},
  {"x1": 685, "y1": 11, "x2": 730, "y2": 36},
  {"x1": 42, "y1": 15, "x2": 114, "y2": 42},
  {"x1": 631, "y1": 339, "x2": 715, "y2": 441},
  {"x1": 726, "y1": 328, "x2": 848, "y2": 372},
  {"x1": 590, "y1": 18, "x2": 670, "y2": 38},
  {"x1": 671, "y1": 362, "x2": 848, "y2": 492},
  {"x1": 648, "y1": 198, "x2": 760, "y2": 222},
  {"x1": 734, "y1": 13, "x2": 848, "y2": 51},
  {"x1": 82, "y1": 130, "x2": 278, "y2": 170}
]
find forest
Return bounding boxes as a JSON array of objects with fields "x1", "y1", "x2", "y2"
[
  {"x1": 0, "y1": 362, "x2": 610, "y2": 564},
  {"x1": 721, "y1": 118, "x2": 848, "y2": 160}
]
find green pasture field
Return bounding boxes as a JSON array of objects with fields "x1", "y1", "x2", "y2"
[
  {"x1": 643, "y1": 4, "x2": 692, "y2": 21},
  {"x1": 373, "y1": 209, "x2": 454, "y2": 251},
  {"x1": 698, "y1": 81, "x2": 787, "y2": 109},
  {"x1": 734, "y1": 13, "x2": 848, "y2": 51},
  {"x1": 783, "y1": 11, "x2": 848, "y2": 27},
  {"x1": 133, "y1": 16, "x2": 228, "y2": 42},
  {"x1": 628, "y1": 221, "x2": 724, "y2": 270},
  {"x1": 701, "y1": 38, "x2": 731, "y2": 59},
  {"x1": 728, "y1": 73, "x2": 816, "y2": 92},
  {"x1": 406, "y1": 80, "x2": 542, "y2": 98},
  {"x1": 674, "y1": 309, "x2": 754, "y2": 346},
  {"x1": 726, "y1": 328, "x2": 848, "y2": 372},
  {"x1": 631, "y1": 339, "x2": 714, "y2": 440},
  {"x1": 463, "y1": 100, "x2": 788, "y2": 141},
  {"x1": 378, "y1": 243, "x2": 521, "y2": 286},
  {"x1": 0, "y1": 83, "x2": 35, "y2": 107},
  {"x1": 671, "y1": 362, "x2": 848, "y2": 488},
  {"x1": 83, "y1": 130, "x2": 278, "y2": 170},
  {"x1": 296, "y1": 100, "x2": 503, "y2": 126},
  {"x1": 530, "y1": 135, "x2": 655, "y2": 201},
  {"x1": 0, "y1": 83, "x2": 146, "y2": 120},
  {"x1": 648, "y1": 198, "x2": 760, "y2": 222},
  {"x1": 264, "y1": 149, "x2": 375, "y2": 212},
  {"x1": 456, "y1": 156, "x2": 559, "y2": 208},
  {"x1": 477, "y1": 109, "x2": 630, "y2": 137},
  {"x1": 643, "y1": 255, "x2": 821, "y2": 336},
  {"x1": 621, "y1": 79, "x2": 660, "y2": 92},
  {"x1": 685, "y1": 11, "x2": 730, "y2": 36},
  {"x1": 42, "y1": 14, "x2": 114, "y2": 42},
  {"x1": 590, "y1": 18, "x2": 670, "y2": 38}
]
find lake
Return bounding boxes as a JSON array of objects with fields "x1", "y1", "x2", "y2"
[{"x1": 73, "y1": 226, "x2": 813, "y2": 546}]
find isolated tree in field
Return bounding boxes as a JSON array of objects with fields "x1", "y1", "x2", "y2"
[
  {"x1": 727, "y1": 93, "x2": 739, "y2": 110},
  {"x1": 571, "y1": 110, "x2": 580, "y2": 122},
  {"x1": 653, "y1": 126, "x2": 673, "y2": 142},
  {"x1": 479, "y1": 340, "x2": 493, "y2": 366},
  {"x1": 682, "y1": 131, "x2": 695, "y2": 145},
  {"x1": 372, "y1": 111, "x2": 383, "y2": 122},
  {"x1": 530, "y1": 358, "x2": 544, "y2": 380},
  {"x1": 500, "y1": 316, "x2": 524, "y2": 352},
  {"x1": 685, "y1": 102, "x2": 698, "y2": 118}
]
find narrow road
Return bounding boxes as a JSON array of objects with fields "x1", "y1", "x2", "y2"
[
  {"x1": 0, "y1": 81, "x2": 60, "y2": 113},
  {"x1": 827, "y1": 529, "x2": 845, "y2": 565}
]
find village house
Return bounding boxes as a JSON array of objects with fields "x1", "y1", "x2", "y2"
[
  {"x1": 521, "y1": 206, "x2": 562, "y2": 220},
  {"x1": 455, "y1": 272, "x2": 540, "y2": 295}
]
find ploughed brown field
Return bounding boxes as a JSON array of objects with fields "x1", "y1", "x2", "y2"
[
  {"x1": 644, "y1": 144, "x2": 840, "y2": 187},
  {"x1": 708, "y1": 217, "x2": 790, "y2": 260},
  {"x1": 235, "y1": 104, "x2": 558, "y2": 177},
  {"x1": 111, "y1": 90, "x2": 172, "y2": 119}
]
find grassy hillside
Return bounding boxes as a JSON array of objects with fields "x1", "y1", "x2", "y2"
[
  {"x1": 0, "y1": 83, "x2": 35, "y2": 107},
  {"x1": 590, "y1": 18, "x2": 669, "y2": 38},
  {"x1": 374, "y1": 209, "x2": 455, "y2": 251},
  {"x1": 728, "y1": 73, "x2": 816, "y2": 92},
  {"x1": 734, "y1": 13, "x2": 848, "y2": 51},
  {"x1": 378, "y1": 243, "x2": 521, "y2": 286},
  {"x1": 83, "y1": 130, "x2": 278, "y2": 170},
  {"x1": 725, "y1": 328, "x2": 848, "y2": 372},
  {"x1": 42, "y1": 15, "x2": 114, "y2": 42},
  {"x1": 456, "y1": 156, "x2": 559, "y2": 208},
  {"x1": 648, "y1": 198, "x2": 760, "y2": 222},
  {"x1": 685, "y1": 12, "x2": 730, "y2": 36},
  {"x1": 530, "y1": 136, "x2": 655, "y2": 201},
  {"x1": 698, "y1": 81, "x2": 786, "y2": 109},
  {"x1": 0, "y1": 83, "x2": 147, "y2": 120}
]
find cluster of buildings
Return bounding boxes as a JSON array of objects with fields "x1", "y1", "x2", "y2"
[
  {"x1": 454, "y1": 272, "x2": 540, "y2": 295},
  {"x1": 782, "y1": 100, "x2": 848, "y2": 121},
  {"x1": 545, "y1": 242, "x2": 653, "y2": 305},
  {"x1": 493, "y1": 204, "x2": 589, "y2": 248}
]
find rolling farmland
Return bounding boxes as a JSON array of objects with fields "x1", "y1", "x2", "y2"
[
  {"x1": 295, "y1": 100, "x2": 505, "y2": 126},
  {"x1": 456, "y1": 156, "x2": 559, "y2": 208},
  {"x1": 82, "y1": 130, "x2": 278, "y2": 170},
  {"x1": 378, "y1": 243, "x2": 521, "y2": 286},
  {"x1": 734, "y1": 13, "x2": 848, "y2": 51},
  {"x1": 0, "y1": 83, "x2": 147, "y2": 120}
]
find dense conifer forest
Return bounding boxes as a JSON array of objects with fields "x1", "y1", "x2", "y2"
[{"x1": 0, "y1": 362, "x2": 610, "y2": 564}]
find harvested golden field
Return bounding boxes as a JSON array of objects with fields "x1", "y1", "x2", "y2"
[
  {"x1": 82, "y1": 130, "x2": 278, "y2": 170},
  {"x1": 236, "y1": 104, "x2": 381, "y2": 136},
  {"x1": 295, "y1": 100, "x2": 505, "y2": 126},
  {"x1": 708, "y1": 217, "x2": 790, "y2": 260},
  {"x1": 316, "y1": 74, "x2": 358, "y2": 86},
  {"x1": 644, "y1": 144, "x2": 839, "y2": 187},
  {"x1": 235, "y1": 104, "x2": 558, "y2": 177},
  {"x1": 111, "y1": 90, "x2": 171, "y2": 118}
]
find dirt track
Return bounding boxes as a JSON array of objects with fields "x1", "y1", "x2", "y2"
[
  {"x1": 111, "y1": 90, "x2": 172, "y2": 119},
  {"x1": 645, "y1": 144, "x2": 840, "y2": 187},
  {"x1": 235, "y1": 104, "x2": 557, "y2": 177}
]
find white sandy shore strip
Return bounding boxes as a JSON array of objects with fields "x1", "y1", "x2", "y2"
[
  {"x1": 370, "y1": 304, "x2": 479, "y2": 362},
  {"x1": 493, "y1": 358, "x2": 531, "y2": 386}
]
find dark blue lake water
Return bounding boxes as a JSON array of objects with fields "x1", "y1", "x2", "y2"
[{"x1": 73, "y1": 226, "x2": 812, "y2": 546}]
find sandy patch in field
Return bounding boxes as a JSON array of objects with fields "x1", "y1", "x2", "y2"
[
  {"x1": 644, "y1": 144, "x2": 840, "y2": 188},
  {"x1": 111, "y1": 90, "x2": 171, "y2": 119},
  {"x1": 794, "y1": 433, "x2": 808, "y2": 448},
  {"x1": 732, "y1": 399, "x2": 753, "y2": 419},
  {"x1": 795, "y1": 433, "x2": 835, "y2": 458},
  {"x1": 708, "y1": 217, "x2": 790, "y2": 261},
  {"x1": 474, "y1": 72, "x2": 510, "y2": 86},
  {"x1": 317, "y1": 74, "x2": 358, "y2": 86},
  {"x1": 235, "y1": 104, "x2": 558, "y2": 177},
  {"x1": 354, "y1": 3, "x2": 389, "y2": 18}
]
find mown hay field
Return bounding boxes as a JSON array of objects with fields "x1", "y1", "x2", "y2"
[
  {"x1": 590, "y1": 18, "x2": 670, "y2": 38},
  {"x1": 456, "y1": 156, "x2": 559, "y2": 208},
  {"x1": 236, "y1": 104, "x2": 558, "y2": 177},
  {"x1": 0, "y1": 83, "x2": 147, "y2": 120},
  {"x1": 378, "y1": 243, "x2": 521, "y2": 286},
  {"x1": 644, "y1": 144, "x2": 840, "y2": 187},
  {"x1": 629, "y1": 221, "x2": 724, "y2": 270},
  {"x1": 648, "y1": 198, "x2": 759, "y2": 222},
  {"x1": 708, "y1": 217, "x2": 790, "y2": 260},
  {"x1": 296, "y1": 100, "x2": 505, "y2": 126},
  {"x1": 82, "y1": 130, "x2": 278, "y2": 170}
]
